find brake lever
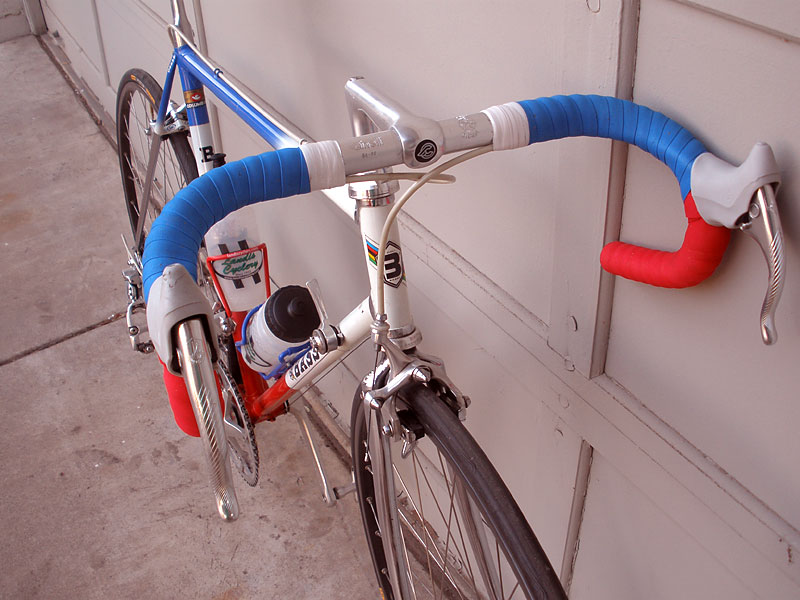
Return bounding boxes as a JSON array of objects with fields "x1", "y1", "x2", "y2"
[
  {"x1": 691, "y1": 142, "x2": 784, "y2": 345},
  {"x1": 737, "y1": 184, "x2": 785, "y2": 344}
]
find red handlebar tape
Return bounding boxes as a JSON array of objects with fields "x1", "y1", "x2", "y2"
[{"x1": 600, "y1": 193, "x2": 730, "y2": 288}]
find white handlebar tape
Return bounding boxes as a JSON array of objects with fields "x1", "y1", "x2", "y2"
[
  {"x1": 300, "y1": 140, "x2": 346, "y2": 191},
  {"x1": 482, "y1": 102, "x2": 530, "y2": 151}
]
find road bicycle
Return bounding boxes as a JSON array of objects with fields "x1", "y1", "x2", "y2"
[{"x1": 117, "y1": 1, "x2": 786, "y2": 598}]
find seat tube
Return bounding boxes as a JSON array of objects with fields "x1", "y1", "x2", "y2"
[
  {"x1": 176, "y1": 64, "x2": 217, "y2": 175},
  {"x1": 169, "y1": 0, "x2": 216, "y2": 174}
]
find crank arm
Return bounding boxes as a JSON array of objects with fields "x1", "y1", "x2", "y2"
[
  {"x1": 176, "y1": 319, "x2": 240, "y2": 521},
  {"x1": 292, "y1": 397, "x2": 340, "y2": 507}
]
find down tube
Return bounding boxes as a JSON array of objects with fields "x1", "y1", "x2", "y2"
[{"x1": 253, "y1": 298, "x2": 373, "y2": 417}]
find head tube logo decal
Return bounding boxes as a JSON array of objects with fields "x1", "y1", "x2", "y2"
[
  {"x1": 365, "y1": 237, "x2": 405, "y2": 288},
  {"x1": 183, "y1": 88, "x2": 206, "y2": 109},
  {"x1": 414, "y1": 139, "x2": 437, "y2": 163}
]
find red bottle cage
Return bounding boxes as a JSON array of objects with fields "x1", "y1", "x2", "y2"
[{"x1": 206, "y1": 243, "x2": 271, "y2": 316}]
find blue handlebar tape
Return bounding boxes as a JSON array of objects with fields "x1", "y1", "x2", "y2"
[
  {"x1": 142, "y1": 147, "x2": 310, "y2": 301},
  {"x1": 517, "y1": 95, "x2": 705, "y2": 199}
]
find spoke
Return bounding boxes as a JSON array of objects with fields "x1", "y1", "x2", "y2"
[
  {"x1": 133, "y1": 113, "x2": 147, "y2": 161},
  {"x1": 410, "y1": 447, "x2": 478, "y2": 594},
  {"x1": 366, "y1": 496, "x2": 380, "y2": 539},
  {"x1": 497, "y1": 538, "x2": 504, "y2": 599},
  {"x1": 392, "y1": 458, "x2": 469, "y2": 599},
  {"x1": 123, "y1": 153, "x2": 140, "y2": 190},
  {"x1": 360, "y1": 438, "x2": 381, "y2": 534},
  {"x1": 412, "y1": 454, "x2": 436, "y2": 592},
  {"x1": 395, "y1": 504, "x2": 468, "y2": 599},
  {"x1": 438, "y1": 452, "x2": 478, "y2": 592},
  {"x1": 396, "y1": 499, "x2": 419, "y2": 600},
  {"x1": 393, "y1": 461, "x2": 452, "y2": 577},
  {"x1": 160, "y1": 149, "x2": 168, "y2": 206},
  {"x1": 133, "y1": 94, "x2": 150, "y2": 163},
  {"x1": 410, "y1": 456, "x2": 455, "y2": 600},
  {"x1": 507, "y1": 581, "x2": 520, "y2": 599},
  {"x1": 440, "y1": 461, "x2": 460, "y2": 600},
  {"x1": 358, "y1": 400, "x2": 530, "y2": 600}
]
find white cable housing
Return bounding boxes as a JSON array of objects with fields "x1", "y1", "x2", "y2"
[
  {"x1": 300, "y1": 140, "x2": 346, "y2": 191},
  {"x1": 482, "y1": 102, "x2": 529, "y2": 151}
]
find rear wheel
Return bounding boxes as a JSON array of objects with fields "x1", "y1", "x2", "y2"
[
  {"x1": 116, "y1": 68, "x2": 197, "y2": 255},
  {"x1": 351, "y1": 383, "x2": 567, "y2": 600}
]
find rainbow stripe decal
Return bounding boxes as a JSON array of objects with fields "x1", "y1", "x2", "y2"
[{"x1": 365, "y1": 237, "x2": 379, "y2": 266}]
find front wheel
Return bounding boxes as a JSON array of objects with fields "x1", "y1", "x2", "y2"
[{"x1": 351, "y1": 383, "x2": 567, "y2": 600}]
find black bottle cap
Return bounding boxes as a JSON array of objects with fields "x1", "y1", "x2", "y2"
[{"x1": 263, "y1": 285, "x2": 321, "y2": 343}]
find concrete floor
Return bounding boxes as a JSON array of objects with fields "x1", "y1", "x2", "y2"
[{"x1": 0, "y1": 35, "x2": 376, "y2": 599}]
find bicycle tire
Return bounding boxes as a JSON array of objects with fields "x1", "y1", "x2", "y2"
[
  {"x1": 116, "y1": 68, "x2": 198, "y2": 254},
  {"x1": 352, "y1": 383, "x2": 567, "y2": 600}
]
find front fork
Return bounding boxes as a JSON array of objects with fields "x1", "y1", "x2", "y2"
[
  {"x1": 360, "y1": 324, "x2": 472, "y2": 599},
  {"x1": 365, "y1": 393, "x2": 415, "y2": 599},
  {"x1": 361, "y1": 349, "x2": 504, "y2": 600}
]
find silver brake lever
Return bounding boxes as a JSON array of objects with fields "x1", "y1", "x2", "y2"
[
  {"x1": 692, "y1": 143, "x2": 784, "y2": 345},
  {"x1": 738, "y1": 184, "x2": 785, "y2": 345}
]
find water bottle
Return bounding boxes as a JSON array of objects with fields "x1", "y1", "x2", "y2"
[
  {"x1": 241, "y1": 285, "x2": 321, "y2": 373},
  {"x1": 205, "y1": 206, "x2": 268, "y2": 312}
]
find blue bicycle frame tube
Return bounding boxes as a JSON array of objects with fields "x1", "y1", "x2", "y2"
[
  {"x1": 178, "y1": 67, "x2": 210, "y2": 127},
  {"x1": 156, "y1": 54, "x2": 178, "y2": 126},
  {"x1": 172, "y1": 45, "x2": 296, "y2": 150}
]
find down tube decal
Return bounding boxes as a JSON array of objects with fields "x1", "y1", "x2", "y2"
[{"x1": 365, "y1": 236, "x2": 406, "y2": 288}]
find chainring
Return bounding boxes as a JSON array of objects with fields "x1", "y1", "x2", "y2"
[{"x1": 216, "y1": 359, "x2": 259, "y2": 486}]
